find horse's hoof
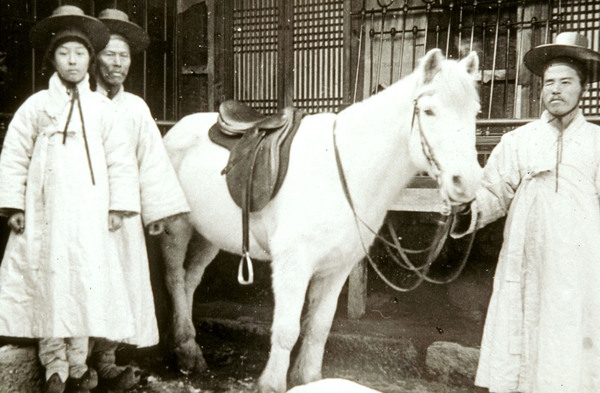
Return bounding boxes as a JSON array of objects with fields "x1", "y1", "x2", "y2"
[
  {"x1": 174, "y1": 340, "x2": 208, "y2": 373},
  {"x1": 257, "y1": 378, "x2": 286, "y2": 393},
  {"x1": 257, "y1": 386, "x2": 285, "y2": 393}
]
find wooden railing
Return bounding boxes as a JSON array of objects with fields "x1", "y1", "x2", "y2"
[{"x1": 4, "y1": 116, "x2": 600, "y2": 159}]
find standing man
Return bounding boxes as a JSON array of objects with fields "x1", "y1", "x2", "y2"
[
  {"x1": 453, "y1": 32, "x2": 600, "y2": 393},
  {"x1": 89, "y1": 8, "x2": 191, "y2": 392}
]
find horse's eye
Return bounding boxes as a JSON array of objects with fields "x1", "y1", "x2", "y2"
[{"x1": 424, "y1": 108, "x2": 435, "y2": 116}]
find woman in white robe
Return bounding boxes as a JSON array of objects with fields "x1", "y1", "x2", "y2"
[{"x1": 0, "y1": 5, "x2": 140, "y2": 392}]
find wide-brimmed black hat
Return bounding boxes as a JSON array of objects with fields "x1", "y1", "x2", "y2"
[
  {"x1": 98, "y1": 8, "x2": 150, "y2": 53},
  {"x1": 524, "y1": 32, "x2": 600, "y2": 82},
  {"x1": 29, "y1": 5, "x2": 110, "y2": 53}
]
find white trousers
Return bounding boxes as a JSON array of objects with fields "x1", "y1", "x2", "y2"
[{"x1": 38, "y1": 337, "x2": 89, "y2": 382}]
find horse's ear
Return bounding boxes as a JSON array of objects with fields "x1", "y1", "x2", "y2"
[
  {"x1": 420, "y1": 48, "x2": 444, "y2": 85},
  {"x1": 460, "y1": 51, "x2": 480, "y2": 77}
]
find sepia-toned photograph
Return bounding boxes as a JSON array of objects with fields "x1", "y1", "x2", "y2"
[{"x1": 0, "y1": 1, "x2": 598, "y2": 392}]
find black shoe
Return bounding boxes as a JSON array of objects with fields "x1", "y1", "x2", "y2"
[
  {"x1": 98, "y1": 367, "x2": 138, "y2": 392},
  {"x1": 44, "y1": 373, "x2": 66, "y2": 393},
  {"x1": 67, "y1": 368, "x2": 98, "y2": 393}
]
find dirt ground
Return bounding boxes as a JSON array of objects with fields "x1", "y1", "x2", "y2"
[
  {"x1": 125, "y1": 343, "x2": 485, "y2": 393},
  {"x1": 124, "y1": 214, "x2": 500, "y2": 393}
]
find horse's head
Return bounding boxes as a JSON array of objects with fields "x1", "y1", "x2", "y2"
[{"x1": 408, "y1": 48, "x2": 482, "y2": 206}]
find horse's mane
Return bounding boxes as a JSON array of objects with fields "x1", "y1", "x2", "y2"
[{"x1": 338, "y1": 55, "x2": 479, "y2": 128}]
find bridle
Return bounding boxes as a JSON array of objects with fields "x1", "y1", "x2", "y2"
[
  {"x1": 333, "y1": 93, "x2": 475, "y2": 291},
  {"x1": 411, "y1": 93, "x2": 442, "y2": 186},
  {"x1": 410, "y1": 92, "x2": 474, "y2": 210}
]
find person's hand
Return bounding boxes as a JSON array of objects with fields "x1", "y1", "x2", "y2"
[
  {"x1": 108, "y1": 211, "x2": 124, "y2": 232},
  {"x1": 8, "y1": 211, "x2": 25, "y2": 234},
  {"x1": 147, "y1": 219, "x2": 165, "y2": 236},
  {"x1": 452, "y1": 201, "x2": 472, "y2": 215}
]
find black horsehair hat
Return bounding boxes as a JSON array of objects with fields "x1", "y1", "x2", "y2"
[
  {"x1": 523, "y1": 31, "x2": 600, "y2": 83},
  {"x1": 98, "y1": 8, "x2": 150, "y2": 53},
  {"x1": 29, "y1": 5, "x2": 110, "y2": 53}
]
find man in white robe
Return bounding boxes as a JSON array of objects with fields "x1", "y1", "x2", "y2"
[
  {"x1": 453, "y1": 32, "x2": 600, "y2": 393},
  {"x1": 88, "y1": 8, "x2": 191, "y2": 392}
]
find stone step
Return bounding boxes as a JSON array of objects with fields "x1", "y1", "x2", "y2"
[{"x1": 0, "y1": 345, "x2": 42, "y2": 393}]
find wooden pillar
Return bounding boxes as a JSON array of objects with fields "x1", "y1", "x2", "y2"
[
  {"x1": 342, "y1": 0, "x2": 354, "y2": 108},
  {"x1": 345, "y1": 0, "x2": 371, "y2": 320},
  {"x1": 348, "y1": 259, "x2": 368, "y2": 319},
  {"x1": 277, "y1": 0, "x2": 294, "y2": 108},
  {"x1": 206, "y1": 0, "x2": 215, "y2": 111},
  {"x1": 219, "y1": 1, "x2": 234, "y2": 103},
  {"x1": 516, "y1": 2, "x2": 550, "y2": 119}
]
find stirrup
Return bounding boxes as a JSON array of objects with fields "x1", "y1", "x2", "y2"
[{"x1": 237, "y1": 251, "x2": 254, "y2": 285}]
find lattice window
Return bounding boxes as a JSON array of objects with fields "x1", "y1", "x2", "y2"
[
  {"x1": 233, "y1": 0, "x2": 279, "y2": 113},
  {"x1": 233, "y1": 0, "x2": 344, "y2": 114},
  {"x1": 294, "y1": 0, "x2": 344, "y2": 113}
]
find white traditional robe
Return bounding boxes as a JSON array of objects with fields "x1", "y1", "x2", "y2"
[
  {"x1": 99, "y1": 85, "x2": 190, "y2": 347},
  {"x1": 0, "y1": 73, "x2": 140, "y2": 341},
  {"x1": 457, "y1": 110, "x2": 600, "y2": 393}
]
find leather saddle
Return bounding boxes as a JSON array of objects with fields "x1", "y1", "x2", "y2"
[
  {"x1": 209, "y1": 101, "x2": 305, "y2": 283},
  {"x1": 217, "y1": 99, "x2": 292, "y2": 136},
  {"x1": 209, "y1": 100, "x2": 305, "y2": 212}
]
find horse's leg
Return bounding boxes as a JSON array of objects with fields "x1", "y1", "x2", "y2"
[
  {"x1": 184, "y1": 230, "x2": 220, "y2": 321},
  {"x1": 257, "y1": 255, "x2": 313, "y2": 393},
  {"x1": 159, "y1": 215, "x2": 206, "y2": 372},
  {"x1": 289, "y1": 267, "x2": 354, "y2": 386}
]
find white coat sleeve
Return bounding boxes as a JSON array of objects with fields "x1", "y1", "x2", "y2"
[
  {"x1": 451, "y1": 131, "x2": 522, "y2": 237},
  {"x1": 0, "y1": 97, "x2": 38, "y2": 215},
  {"x1": 101, "y1": 103, "x2": 141, "y2": 215},
  {"x1": 135, "y1": 100, "x2": 190, "y2": 225}
]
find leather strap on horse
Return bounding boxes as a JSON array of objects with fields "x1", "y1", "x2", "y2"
[
  {"x1": 332, "y1": 98, "x2": 475, "y2": 291},
  {"x1": 381, "y1": 214, "x2": 476, "y2": 290},
  {"x1": 238, "y1": 130, "x2": 264, "y2": 285},
  {"x1": 209, "y1": 102, "x2": 305, "y2": 285}
]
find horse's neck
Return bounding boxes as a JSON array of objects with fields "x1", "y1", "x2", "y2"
[{"x1": 334, "y1": 75, "x2": 420, "y2": 217}]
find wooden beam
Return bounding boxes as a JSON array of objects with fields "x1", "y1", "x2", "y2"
[
  {"x1": 343, "y1": 0, "x2": 354, "y2": 107},
  {"x1": 277, "y1": 0, "x2": 294, "y2": 108},
  {"x1": 206, "y1": 0, "x2": 215, "y2": 111},
  {"x1": 348, "y1": 259, "x2": 368, "y2": 319}
]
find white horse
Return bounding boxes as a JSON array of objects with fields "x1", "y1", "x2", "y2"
[{"x1": 159, "y1": 48, "x2": 481, "y2": 393}]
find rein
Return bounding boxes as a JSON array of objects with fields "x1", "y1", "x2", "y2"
[{"x1": 332, "y1": 95, "x2": 474, "y2": 292}]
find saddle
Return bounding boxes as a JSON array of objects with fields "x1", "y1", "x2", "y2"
[
  {"x1": 209, "y1": 100, "x2": 305, "y2": 284},
  {"x1": 209, "y1": 100, "x2": 304, "y2": 212},
  {"x1": 216, "y1": 99, "x2": 292, "y2": 137}
]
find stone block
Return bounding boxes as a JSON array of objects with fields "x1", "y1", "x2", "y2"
[
  {"x1": 425, "y1": 341, "x2": 479, "y2": 387},
  {"x1": 0, "y1": 345, "x2": 42, "y2": 393}
]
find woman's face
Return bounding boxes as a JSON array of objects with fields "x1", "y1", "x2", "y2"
[{"x1": 53, "y1": 41, "x2": 90, "y2": 83}]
